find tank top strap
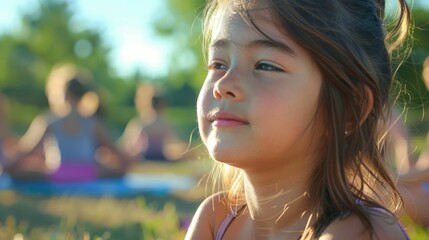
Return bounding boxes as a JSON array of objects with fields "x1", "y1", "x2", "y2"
[
  {"x1": 215, "y1": 205, "x2": 245, "y2": 240},
  {"x1": 367, "y1": 206, "x2": 410, "y2": 240}
]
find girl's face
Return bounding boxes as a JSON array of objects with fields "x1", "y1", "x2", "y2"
[{"x1": 197, "y1": 6, "x2": 324, "y2": 170}]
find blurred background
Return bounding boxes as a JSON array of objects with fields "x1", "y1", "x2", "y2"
[
  {"x1": 0, "y1": 0, "x2": 427, "y2": 239},
  {"x1": 0, "y1": 0, "x2": 204, "y2": 140}
]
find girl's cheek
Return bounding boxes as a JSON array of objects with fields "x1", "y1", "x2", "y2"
[
  {"x1": 197, "y1": 81, "x2": 212, "y2": 106},
  {"x1": 196, "y1": 88, "x2": 209, "y2": 121}
]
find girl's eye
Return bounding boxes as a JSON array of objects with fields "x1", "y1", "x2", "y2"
[
  {"x1": 255, "y1": 62, "x2": 284, "y2": 72},
  {"x1": 207, "y1": 62, "x2": 228, "y2": 71}
]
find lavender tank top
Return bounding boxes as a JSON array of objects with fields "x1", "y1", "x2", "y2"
[
  {"x1": 215, "y1": 205, "x2": 410, "y2": 240},
  {"x1": 215, "y1": 205, "x2": 245, "y2": 240}
]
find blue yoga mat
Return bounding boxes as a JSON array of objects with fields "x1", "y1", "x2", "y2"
[{"x1": 0, "y1": 173, "x2": 196, "y2": 197}]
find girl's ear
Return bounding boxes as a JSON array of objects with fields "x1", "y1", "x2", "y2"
[{"x1": 345, "y1": 85, "x2": 374, "y2": 133}]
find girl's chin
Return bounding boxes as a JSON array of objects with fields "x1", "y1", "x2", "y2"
[{"x1": 209, "y1": 150, "x2": 249, "y2": 166}]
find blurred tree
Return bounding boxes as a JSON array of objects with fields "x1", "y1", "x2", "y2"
[
  {"x1": 395, "y1": 9, "x2": 429, "y2": 112},
  {"x1": 0, "y1": 0, "x2": 136, "y2": 132},
  {"x1": 153, "y1": 0, "x2": 206, "y2": 97},
  {"x1": 0, "y1": 0, "x2": 112, "y2": 98}
]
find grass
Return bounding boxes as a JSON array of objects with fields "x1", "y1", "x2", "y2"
[
  {"x1": 0, "y1": 192, "x2": 188, "y2": 239},
  {"x1": 0, "y1": 160, "x2": 211, "y2": 240},
  {"x1": 401, "y1": 214, "x2": 429, "y2": 240},
  {"x1": 0, "y1": 158, "x2": 428, "y2": 239}
]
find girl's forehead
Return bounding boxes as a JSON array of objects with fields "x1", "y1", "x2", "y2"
[
  {"x1": 219, "y1": 0, "x2": 272, "y2": 21},
  {"x1": 210, "y1": 11, "x2": 249, "y2": 41},
  {"x1": 210, "y1": 6, "x2": 293, "y2": 49},
  {"x1": 211, "y1": 6, "x2": 271, "y2": 34}
]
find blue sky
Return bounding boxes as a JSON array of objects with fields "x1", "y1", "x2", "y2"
[
  {"x1": 0, "y1": 0, "x2": 427, "y2": 78},
  {"x1": 0, "y1": 0, "x2": 170, "y2": 77}
]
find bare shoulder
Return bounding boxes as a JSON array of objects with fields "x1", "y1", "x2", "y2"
[
  {"x1": 319, "y1": 210, "x2": 408, "y2": 240},
  {"x1": 185, "y1": 192, "x2": 231, "y2": 240}
]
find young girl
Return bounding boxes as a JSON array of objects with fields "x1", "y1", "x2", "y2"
[{"x1": 186, "y1": 0, "x2": 411, "y2": 239}]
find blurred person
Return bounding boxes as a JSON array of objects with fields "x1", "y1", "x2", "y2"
[
  {"x1": 398, "y1": 131, "x2": 429, "y2": 227},
  {"x1": 118, "y1": 83, "x2": 189, "y2": 162},
  {"x1": 387, "y1": 109, "x2": 416, "y2": 174},
  {"x1": 6, "y1": 64, "x2": 134, "y2": 181},
  {"x1": 396, "y1": 57, "x2": 429, "y2": 226}
]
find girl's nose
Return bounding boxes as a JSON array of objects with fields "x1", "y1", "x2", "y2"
[{"x1": 213, "y1": 69, "x2": 244, "y2": 101}]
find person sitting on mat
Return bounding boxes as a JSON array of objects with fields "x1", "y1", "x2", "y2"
[
  {"x1": 118, "y1": 83, "x2": 189, "y2": 161},
  {"x1": 5, "y1": 64, "x2": 134, "y2": 181},
  {"x1": 398, "y1": 132, "x2": 429, "y2": 227},
  {"x1": 392, "y1": 57, "x2": 429, "y2": 227},
  {"x1": 386, "y1": 109, "x2": 429, "y2": 228}
]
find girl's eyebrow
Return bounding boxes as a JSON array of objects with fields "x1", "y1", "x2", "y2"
[
  {"x1": 210, "y1": 38, "x2": 296, "y2": 57},
  {"x1": 248, "y1": 39, "x2": 296, "y2": 57}
]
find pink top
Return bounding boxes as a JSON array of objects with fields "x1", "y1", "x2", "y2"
[{"x1": 215, "y1": 205, "x2": 410, "y2": 240}]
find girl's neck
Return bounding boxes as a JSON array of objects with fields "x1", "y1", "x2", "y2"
[{"x1": 242, "y1": 157, "x2": 318, "y2": 237}]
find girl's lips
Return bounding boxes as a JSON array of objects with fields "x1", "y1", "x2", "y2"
[
  {"x1": 213, "y1": 119, "x2": 247, "y2": 127},
  {"x1": 208, "y1": 111, "x2": 248, "y2": 127}
]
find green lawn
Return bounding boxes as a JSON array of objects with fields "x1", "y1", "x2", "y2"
[
  {"x1": 0, "y1": 160, "x2": 427, "y2": 239},
  {"x1": 0, "y1": 192, "x2": 192, "y2": 239},
  {"x1": 0, "y1": 160, "x2": 210, "y2": 240}
]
